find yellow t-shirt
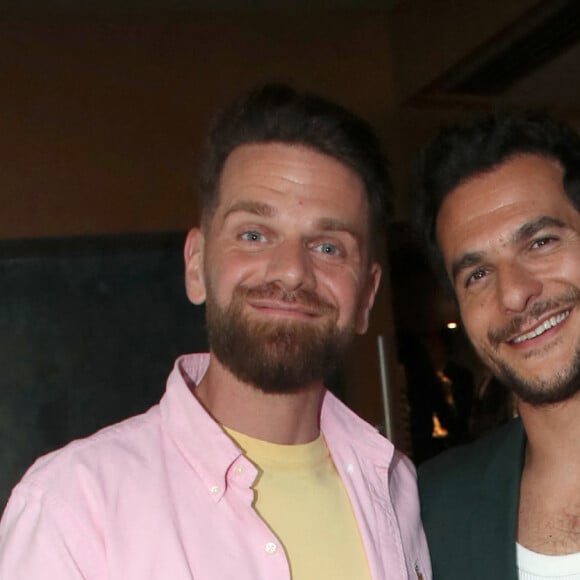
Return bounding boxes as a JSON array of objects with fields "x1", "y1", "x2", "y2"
[{"x1": 225, "y1": 427, "x2": 371, "y2": 580}]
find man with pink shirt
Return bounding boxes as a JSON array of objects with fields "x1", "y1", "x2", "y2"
[{"x1": 0, "y1": 84, "x2": 430, "y2": 579}]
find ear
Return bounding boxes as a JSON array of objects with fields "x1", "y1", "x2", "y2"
[
  {"x1": 184, "y1": 228, "x2": 207, "y2": 305},
  {"x1": 355, "y1": 262, "x2": 382, "y2": 335}
]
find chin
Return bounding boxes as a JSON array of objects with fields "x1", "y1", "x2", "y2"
[{"x1": 496, "y1": 364, "x2": 580, "y2": 407}]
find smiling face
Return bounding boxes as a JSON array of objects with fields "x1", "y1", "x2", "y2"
[
  {"x1": 184, "y1": 142, "x2": 381, "y2": 392},
  {"x1": 437, "y1": 153, "x2": 580, "y2": 405}
]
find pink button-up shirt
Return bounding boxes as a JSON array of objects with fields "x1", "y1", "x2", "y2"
[{"x1": 0, "y1": 353, "x2": 431, "y2": 579}]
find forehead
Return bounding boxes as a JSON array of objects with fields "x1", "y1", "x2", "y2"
[
  {"x1": 215, "y1": 142, "x2": 369, "y2": 219},
  {"x1": 436, "y1": 154, "x2": 577, "y2": 273}
]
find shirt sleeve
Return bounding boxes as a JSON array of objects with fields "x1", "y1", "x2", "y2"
[{"x1": 0, "y1": 483, "x2": 106, "y2": 579}]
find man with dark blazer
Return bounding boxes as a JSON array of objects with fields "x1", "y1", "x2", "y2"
[{"x1": 413, "y1": 111, "x2": 580, "y2": 579}]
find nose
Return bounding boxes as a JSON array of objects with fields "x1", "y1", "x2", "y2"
[
  {"x1": 495, "y1": 262, "x2": 543, "y2": 314},
  {"x1": 264, "y1": 239, "x2": 316, "y2": 291}
]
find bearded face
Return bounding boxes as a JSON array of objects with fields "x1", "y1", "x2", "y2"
[
  {"x1": 436, "y1": 155, "x2": 580, "y2": 409},
  {"x1": 493, "y1": 348, "x2": 580, "y2": 406},
  {"x1": 484, "y1": 288, "x2": 580, "y2": 405},
  {"x1": 184, "y1": 144, "x2": 380, "y2": 393},
  {"x1": 205, "y1": 281, "x2": 356, "y2": 393}
]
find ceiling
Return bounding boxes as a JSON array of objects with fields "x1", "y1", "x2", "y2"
[
  {"x1": 5, "y1": 0, "x2": 576, "y2": 113},
  {"x1": 0, "y1": 0, "x2": 401, "y2": 15},
  {"x1": 408, "y1": 0, "x2": 580, "y2": 119}
]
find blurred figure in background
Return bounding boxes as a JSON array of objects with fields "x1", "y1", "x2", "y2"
[{"x1": 428, "y1": 327, "x2": 475, "y2": 446}]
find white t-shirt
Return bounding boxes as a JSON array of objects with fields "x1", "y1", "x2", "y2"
[{"x1": 518, "y1": 543, "x2": 580, "y2": 579}]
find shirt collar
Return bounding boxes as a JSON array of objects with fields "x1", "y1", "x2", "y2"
[
  {"x1": 321, "y1": 390, "x2": 395, "y2": 468},
  {"x1": 160, "y1": 352, "x2": 395, "y2": 498},
  {"x1": 159, "y1": 353, "x2": 247, "y2": 501}
]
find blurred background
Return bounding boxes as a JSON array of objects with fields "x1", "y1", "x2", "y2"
[{"x1": 1, "y1": 0, "x2": 578, "y2": 507}]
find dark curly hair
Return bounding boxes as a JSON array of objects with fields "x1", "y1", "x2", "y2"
[
  {"x1": 198, "y1": 83, "x2": 392, "y2": 252},
  {"x1": 412, "y1": 110, "x2": 580, "y2": 293}
]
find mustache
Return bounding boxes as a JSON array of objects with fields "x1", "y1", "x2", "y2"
[
  {"x1": 488, "y1": 287, "x2": 580, "y2": 348},
  {"x1": 235, "y1": 282, "x2": 336, "y2": 315}
]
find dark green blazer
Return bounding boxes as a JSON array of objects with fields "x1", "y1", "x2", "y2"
[{"x1": 418, "y1": 418, "x2": 526, "y2": 579}]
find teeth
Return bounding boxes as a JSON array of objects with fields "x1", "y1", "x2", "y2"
[{"x1": 512, "y1": 311, "x2": 570, "y2": 344}]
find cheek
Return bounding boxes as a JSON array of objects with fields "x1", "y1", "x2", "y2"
[
  {"x1": 460, "y1": 303, "x2": 490, "y2": 348},
  {"x1": 206, "y1": 248, "x2": 261, "y2": 293},
  {"x1": 557, "y1": 255, "x2": 580, "y2": 284},
  {"x1": 325, "y1": 272, "x2": 367, "y2": 320},
  {"x1": 204, "y1": 263, "x2": 241, "y2": 308}
]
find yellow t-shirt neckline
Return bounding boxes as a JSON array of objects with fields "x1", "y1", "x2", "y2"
[
  {"x1": 224, "y1": 426, "x2": 328, "y2": 470},
  {"x1": 223, "y1": 425, "x2": 371, "y2": 580}
]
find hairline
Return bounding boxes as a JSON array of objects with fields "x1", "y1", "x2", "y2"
[
  {"x1": 434, "y1": 151, "x2": 568, "y2": 288},
  {"x1": 201, "y1": 139, "x2": 379, "y2": 258}
]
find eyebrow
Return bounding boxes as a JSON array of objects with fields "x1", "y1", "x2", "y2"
[
  {"x1": 223, "y1": 200, "x2": 276, "y2": 220},
  {"x1": 450, "y1": 215, "x2": 566, "y2": 284},
  {"x1": 315, "y1": 217, "x2": 361, "y2": 241},
  {"x1": 513, "y1": 215, "x2": 565, "y2": 244},
  {"x1": 222, "y1": 201, "x2": 362, "y2": 240},
  {"x1": 450, "y1": 251, "x2": 486, "y2": 285}
]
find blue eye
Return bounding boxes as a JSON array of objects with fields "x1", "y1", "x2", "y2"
[
  {"x1": 240, "y1": 231, "x2": 265, "y2": 243},
  {"x1": 314, "y1": 242, "x2": 340, "y2": 256}
]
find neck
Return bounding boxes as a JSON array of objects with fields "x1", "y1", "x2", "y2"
[
  {"x1": 194, "y1": 354, "x2": 325, "y2": 445},
  {"x1": 519, "y1": 391, "x2": 580, "y2": 474},
  {"x1": 517, "y1": 391, "x2": 580, "y2": 554}
]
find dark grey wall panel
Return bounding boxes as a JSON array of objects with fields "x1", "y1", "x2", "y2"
[{"x1": 0, "y1": 233, "x2": 207, "y2": 510}]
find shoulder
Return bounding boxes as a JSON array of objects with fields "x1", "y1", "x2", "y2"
[
  {"x1": 418, "y1": 419, "x2": 523, "y2": 485},
  {"x1": 0, "y1": 408, "x2": 163, "y2": 577},
  {"x1": 13, "y1": 405, "x2": 162, "y2": 505},
  {"x1": 417, "y1": 418, "x2": 523, "y2": 579},
  {"x1": 321, "y1": 390, "x2": 390, "y2": 449},
  {"x1": 418, "y1": 419, "x2": 524, "y2": 503}
]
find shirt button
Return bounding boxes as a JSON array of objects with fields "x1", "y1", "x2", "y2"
[
  {"x1": 235, "y1": 466, "x2": 244, "y2": 475},
  {"x1": 210, "y1": 485, "x2": 220, "y2": 495},
  {"x1": 265, "y1": 542, "x2": 277, "y2": 554},
  {"x1": 346, "y1": 464, "x2": 354, "y2": 474}
]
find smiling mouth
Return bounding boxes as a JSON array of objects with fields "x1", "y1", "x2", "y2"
[
  {"x1": 510, "y1": 310, "x2": 571, "y2": 344},
  {"x1": 249, "y1": 300, "x2": 321, "y2": 318}
]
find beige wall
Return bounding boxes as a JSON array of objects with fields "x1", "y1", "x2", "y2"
[
  {"x1": 1, "y1": 1, "x2": 544, "y2": 238},
  {"x1": 0, "y1": 12, "x2": 394, "y2": 240}
]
